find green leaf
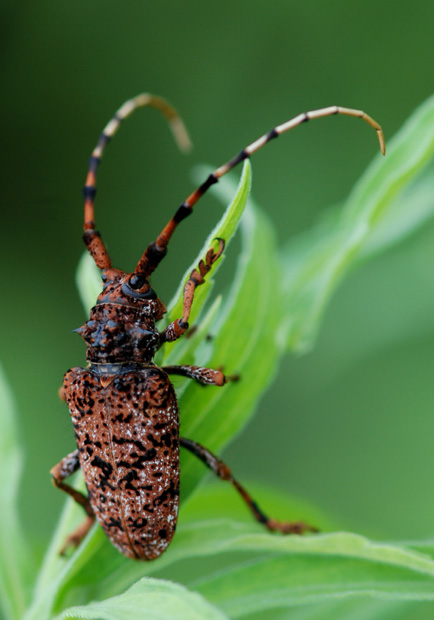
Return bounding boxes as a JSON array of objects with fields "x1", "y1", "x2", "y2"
[
  {"x1": 264, "y1": 598, "x2": 414, "y2": 620},
  {"x1": 75, "y1": 252, "x2": 103, "y2": 315},
  {"x1": 358, "y1": 162, "x2": 434, "y2": 260},
  {"x1": 281, "y1": 94, "x2": 434, "y2": 352},
  {"x1": 0, "y1": 364, "x2": 33, "y2": 620},
  {"x1": 55, "y1": 577, "x2": 228, "y2": 620},
  {"x1": 193, "y1": 552, "x2": 434, "y2": 618},
  {"x1": 23, "y1": 493, "x2": 107, "y2": 620}
]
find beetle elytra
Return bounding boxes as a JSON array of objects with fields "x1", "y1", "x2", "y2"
[{"x1": 51, "y1": 94, "x2": 385, "y2": 560}]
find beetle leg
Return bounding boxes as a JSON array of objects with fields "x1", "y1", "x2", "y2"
[
  {"x1": 51, "y1": 449, "x2": 92, "y2": 515},
  {"x1": 180, "y1": 437, "x2": 317, "y2": 535},
  {"x1": 58, "y1": 385, "x2": 67, "y2": 401},
  {"x1": 160, "y1": 239, "x2": 225, "y2": 344},
  {"x1": 163, "y1": 364, "x2": 226, "y2": 386},
  {"x1": 51, "y1": 449, "x2": 96, "y2": 554},
  {"x1": 58, "y1": 516, "x2": 95, "y2": 556}
]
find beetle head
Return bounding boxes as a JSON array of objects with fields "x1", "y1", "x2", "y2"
[{"x1": 95, "y1": 268, "x2": 166, "y2": 320}]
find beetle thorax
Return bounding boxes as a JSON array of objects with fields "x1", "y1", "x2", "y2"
[{"x1": 79, "y1": 303, "x2": 161, "y2": 364}]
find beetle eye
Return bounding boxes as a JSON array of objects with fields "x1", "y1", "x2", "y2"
[
  {"x1": 121, "y1": 275, "x2": 158, "y2": 300},
  {"x1": 129, "y1": 274, "x2": 146, "y2": 290}
]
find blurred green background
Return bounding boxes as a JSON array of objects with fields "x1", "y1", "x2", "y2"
[{"x1": 1, "y1": 0, "x2": 433, "y2": 551}]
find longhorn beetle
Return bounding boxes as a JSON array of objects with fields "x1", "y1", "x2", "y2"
[{"x1": 51, "y1": 94, "x2": 385, "y2": 560}]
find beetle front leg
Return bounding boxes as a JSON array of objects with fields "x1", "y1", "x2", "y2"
[
  {"x1": 160, "y1": 239, "x2": 225, "y2": 344},
  {"x1": 180, "y1": 437, "x2": 317, "y2": 535},
  {"x1": 50, "y1": 449, "x2": 95, "y2": 554}
]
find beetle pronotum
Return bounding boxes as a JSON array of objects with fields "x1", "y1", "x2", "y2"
[{"x1": 51, "y1": 94, "x2": 385, "y2": 560}]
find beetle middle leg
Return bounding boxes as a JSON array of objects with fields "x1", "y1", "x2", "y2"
[
  {"x1": 50, "y1": 449, "x2": 96, "y2": 553},
  {"x1": 180, "y1": 437, "x2": 317, "y2": 534},
  {"x1": 164, "y1": 364, "x2": 239, "y2": 386},
  {"x1": 164, "y1": 364, "x2": 227, "y2": 386}
]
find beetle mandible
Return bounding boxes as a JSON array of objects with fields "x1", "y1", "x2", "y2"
[{"x1": 51, "y1": 93, "x2": 385, "y2": 560}]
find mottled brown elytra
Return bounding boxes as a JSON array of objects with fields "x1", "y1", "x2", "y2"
[{"x1": 51, "y1": 94, "x2": 385, "y2": 560}]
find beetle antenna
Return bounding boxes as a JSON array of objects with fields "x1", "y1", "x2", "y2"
[
  {"x1": 82, "y1": 94, "x2": 192, "y2": 270},
  {"x1": 135, "y1": 105, "x2": 385, "y2": 278}
]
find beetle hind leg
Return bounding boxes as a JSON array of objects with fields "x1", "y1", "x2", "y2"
[
  {"x1": 51, "y1": 449, "x2": 96, "y2": 554},
  {"x1": 58, "y1": 515, "x2": 95, "y2": 555},
  {"x1": 180, "y1": 437, "x2": 317, "y2": 535}
]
